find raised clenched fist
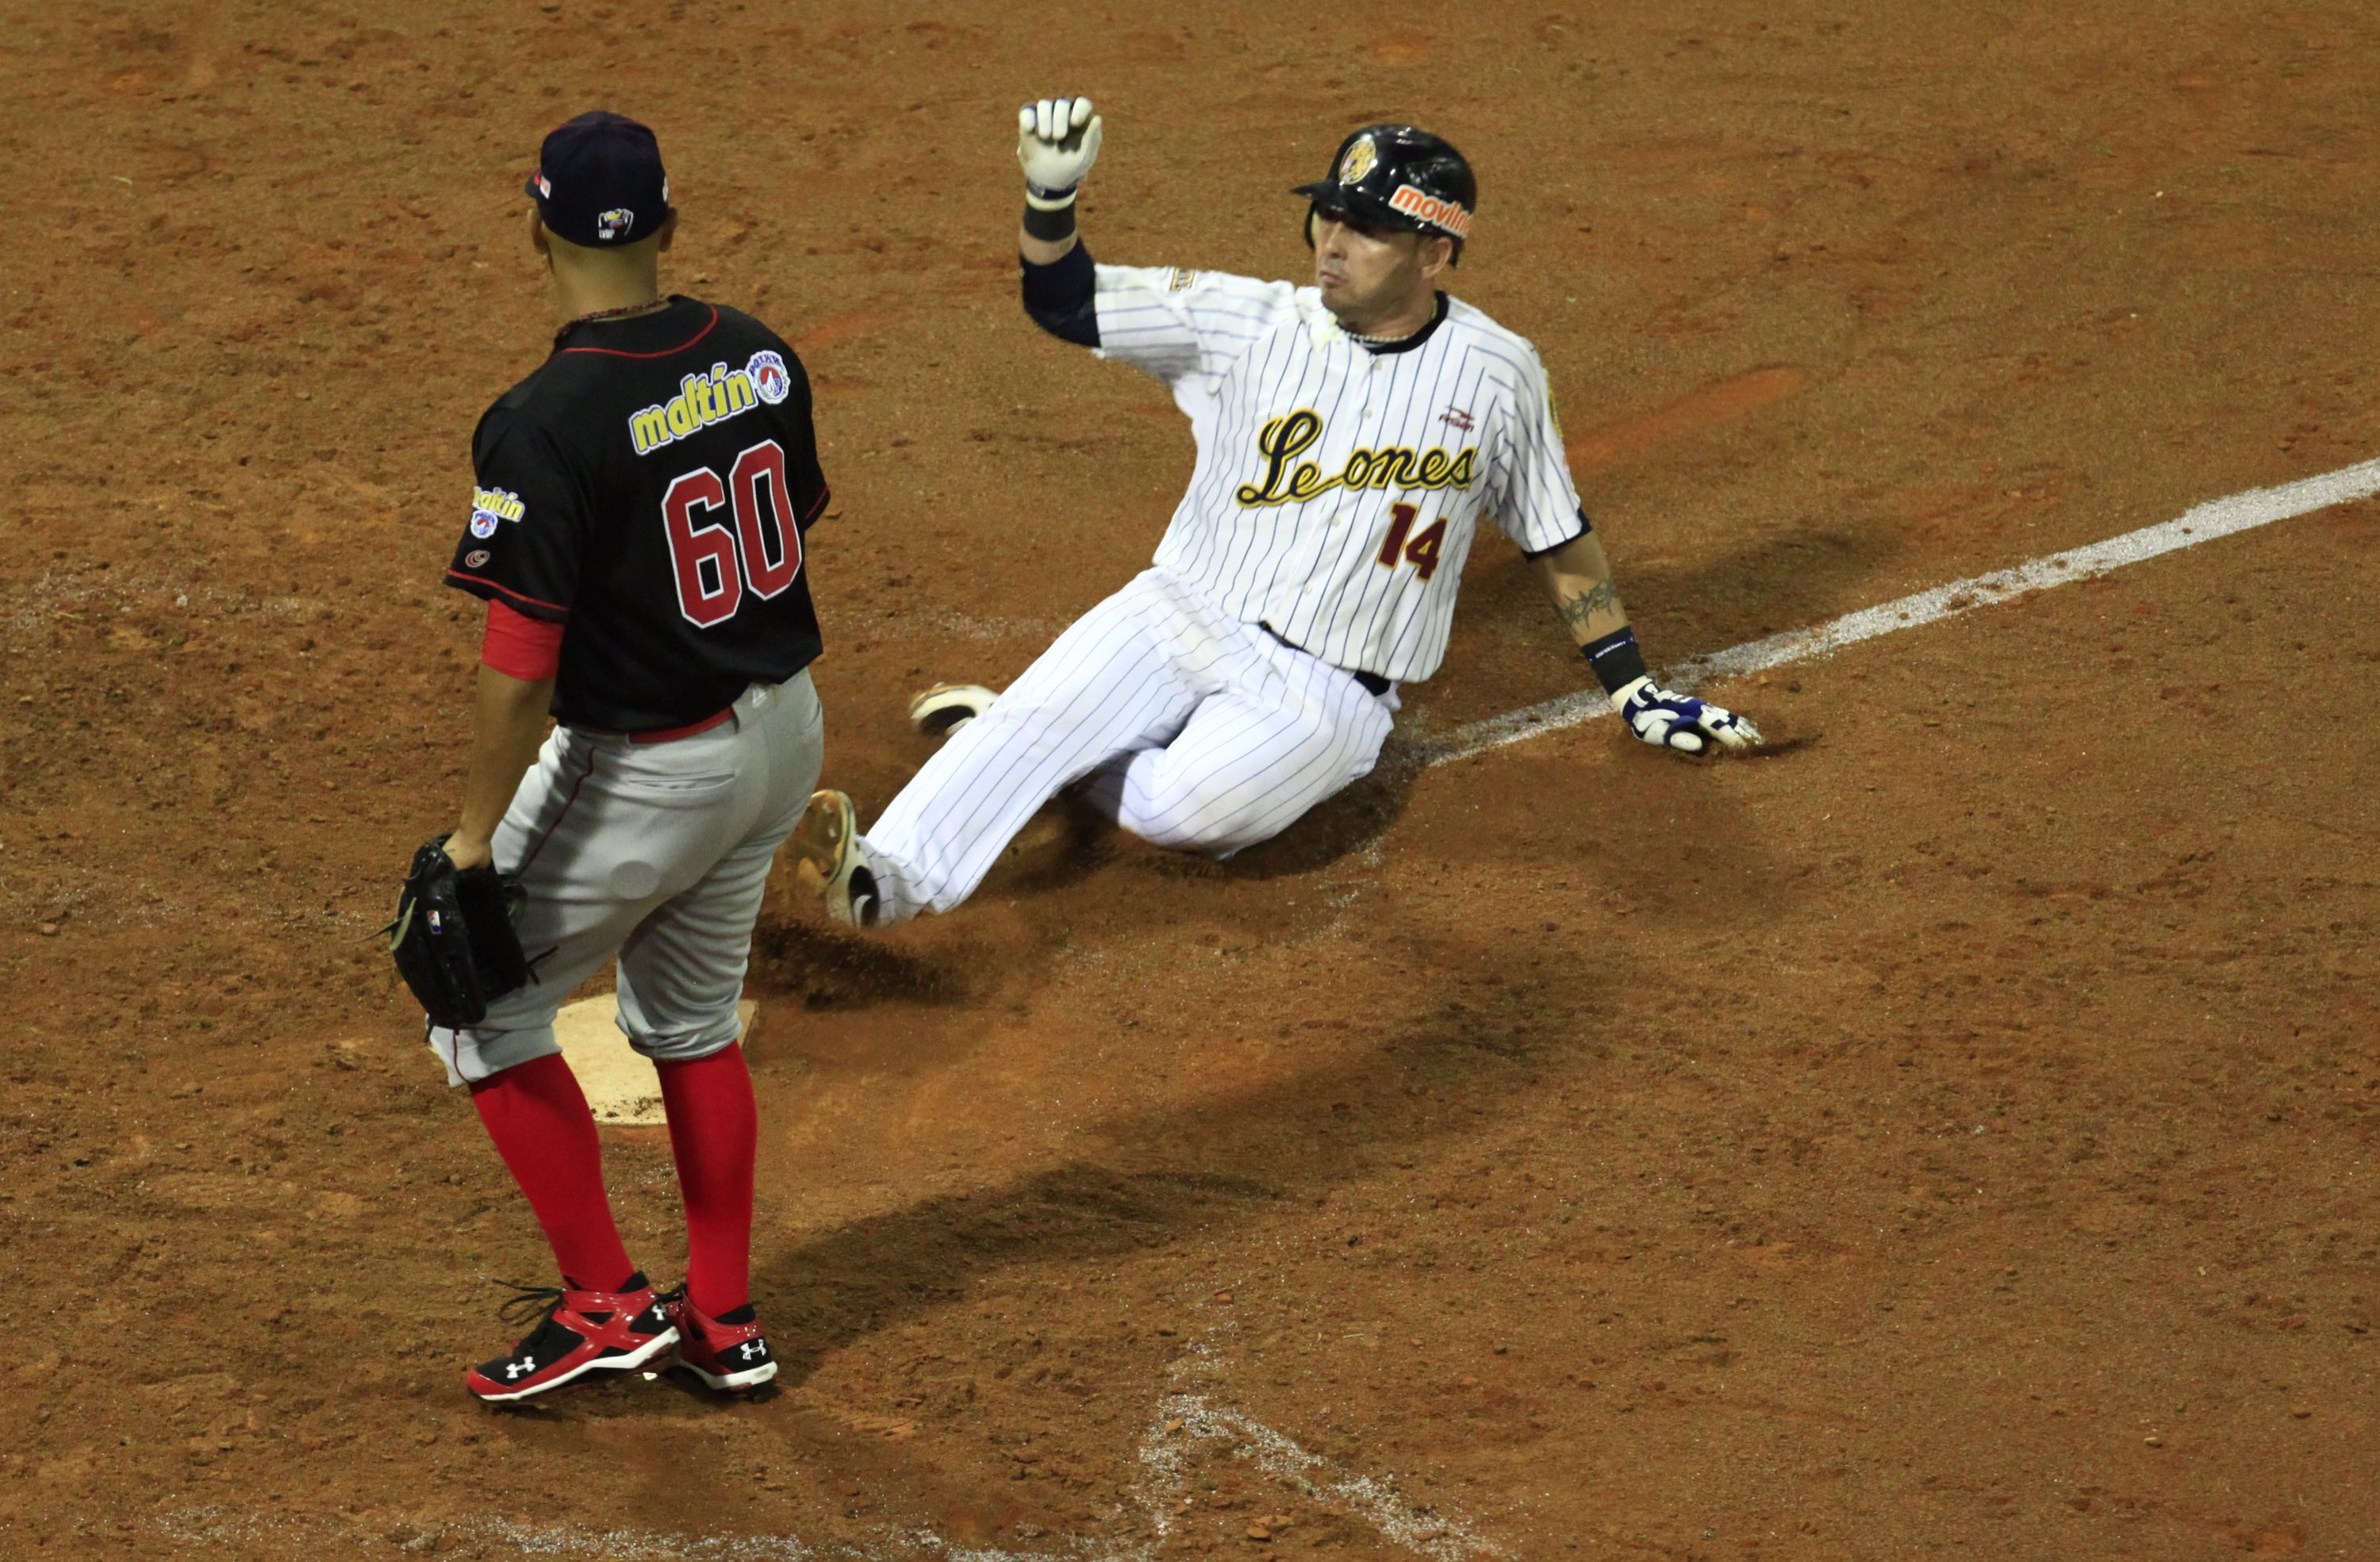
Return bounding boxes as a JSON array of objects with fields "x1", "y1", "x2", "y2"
[{"x1": 1017, "y1": 96, "x2": 1103, "y2": 204}]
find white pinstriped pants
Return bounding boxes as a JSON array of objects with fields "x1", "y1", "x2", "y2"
[{"x1": 858, "y1": 568, "x2": 1396, "y2": 922}]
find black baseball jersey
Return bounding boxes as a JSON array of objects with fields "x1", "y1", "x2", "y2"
[{"x1": 447, "y1": 297, "x2": 829, "y2": 731}]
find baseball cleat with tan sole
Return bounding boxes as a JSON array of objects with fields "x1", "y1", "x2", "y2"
[
  {"x1": 907, "y1": 683, "x2": 995, "y2": 741},
  {"x1": 789, "y1": 789, "x2": 880, "y2": 929}
]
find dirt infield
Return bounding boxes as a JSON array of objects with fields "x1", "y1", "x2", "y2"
[{"x1": 5, "y1": 2, "x2": 2378, "y2": 1558}]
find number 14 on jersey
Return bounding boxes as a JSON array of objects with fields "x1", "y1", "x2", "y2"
[{"x1": 1376, "y1": 502, "x2": 1447, "y2": 581}]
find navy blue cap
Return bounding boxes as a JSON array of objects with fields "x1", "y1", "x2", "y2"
[{"x1": 525, "y1": 111, "x2": 672, "y2": 248}]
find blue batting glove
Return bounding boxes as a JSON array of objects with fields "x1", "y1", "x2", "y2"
[{"x1": 1611, "y1": 677, "x2": 1763, "y2": 754}]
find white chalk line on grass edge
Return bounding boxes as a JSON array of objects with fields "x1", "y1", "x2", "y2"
[{"x1": 1425, "y1": 454, "x2": 2380, "y2": 768}]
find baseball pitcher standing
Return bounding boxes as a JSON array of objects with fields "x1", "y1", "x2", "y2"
[
  {"x1": 408, "y1": 112, "x2": 831, "y2": 1403},
  {"x1": 792, "y1": 99, "x2": 1757, "y2": 929}
]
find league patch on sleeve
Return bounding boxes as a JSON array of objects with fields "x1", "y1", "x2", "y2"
[
  {"x1": 470, "y1": 485, "x2": 528, "y2": 539},
  {"x1": 747, "y1": 350, "x2": 792, "y2": 405},
  {"x1": 1167, "y1": 268, "x2": 1200, "y2": 292}
]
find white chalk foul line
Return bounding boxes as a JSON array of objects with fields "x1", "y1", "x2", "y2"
[
  {"x1": 1128, "y1": 1326, "x2": 1504, "y2": 1559},
  {"x1": 1140, "y1": 1393, "x2": 1504, "y2": 1560},
  {"x1": 151, "y1": 1355, "x2": 1497, "y2": 1561},
  {"x1": 1425, "y1": 454, "x2": 2380, "y2": 767}
]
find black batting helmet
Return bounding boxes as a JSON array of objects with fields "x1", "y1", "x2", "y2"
[{"x1": 1293, "y1": 124, "x2": 1477, "y2": 261}]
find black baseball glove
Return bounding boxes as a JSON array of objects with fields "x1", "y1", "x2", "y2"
[{"x1": 387, "y1": 835, "x2": 532, "y2": 1028}]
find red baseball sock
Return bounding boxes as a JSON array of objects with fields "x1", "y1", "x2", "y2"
[
  {"x1": 469, "y1": 1052, "x2": 636, "y2": 1293},
  {"x1": 654, "y1": 1042, "x2": 757, "y2": 1317}
]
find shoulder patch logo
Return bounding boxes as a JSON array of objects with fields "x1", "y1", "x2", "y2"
[
  {"x1": 470, "y1": 485, "x2": 527, "y2": 538},
  {"x1": 596, "y1": 207, "x2": 635, "y2": 241},
  {"x1": 746, "y1": 350, "x2": 792, "y2": 405},
  {"x1": 1338, "y1": 134, "x2": 1378, "y2": 186}
]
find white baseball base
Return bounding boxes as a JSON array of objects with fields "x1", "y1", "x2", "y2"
[{"x1": 552, "y1": 996, "x2": 757, "y2": 1126}]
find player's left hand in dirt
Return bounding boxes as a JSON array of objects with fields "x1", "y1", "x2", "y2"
[
  {"x1": 1610, "y1": 677, "x2": 1763, "y2": 754},
  {"x1": 1017, "y1": 96, "x2": 1103, "y2": 204},
  {"x1": 386, "y1": 834, "x2": 532, "y2": 1027}
]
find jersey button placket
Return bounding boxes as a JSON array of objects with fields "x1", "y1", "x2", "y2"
[{"x1": 1294, "y1": 357, "x2": 1359, "y2": 623}]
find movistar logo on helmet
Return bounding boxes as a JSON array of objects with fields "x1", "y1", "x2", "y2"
[
  {"x1": 1338, "y1": 134, "x2": 1379, "y2": 185},
  {"x1": 1388, "y1": 184, "x2": 1472, "y2": 240}
]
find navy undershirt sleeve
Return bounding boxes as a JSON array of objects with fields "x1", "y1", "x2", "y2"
[
  {"x1": 1520, "y1": 505, "x2": 1595, "y2": 560},
  {"x1": 1020, "y1": 240, "x2": 1099, "y2": 348}
]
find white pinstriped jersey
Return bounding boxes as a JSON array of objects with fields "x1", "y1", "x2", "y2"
[{"x1": 1092, "y1": 264, "x2": 1586, "y2": 682}]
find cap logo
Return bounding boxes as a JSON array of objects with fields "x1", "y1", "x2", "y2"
[
  {"x1": 533, "y1": 172, "x2": 552, "y2": 198},
  {"x1": 596, "y1": 207, "x2": 635, "y2": 241},
  {"x1": 1338, "y1": 134, "x2": 1378, "y2": 185},
  {"x1": 1388, "y1": 182, "x2": 1472, "y2": 240}
]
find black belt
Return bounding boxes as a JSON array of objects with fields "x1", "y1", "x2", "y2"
[{"x1": 1260, "y1": 624, "x2": 1390, "y2": 696}]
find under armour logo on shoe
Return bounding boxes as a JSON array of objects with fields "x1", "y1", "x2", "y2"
[
  {"x1": 506, "y1": 1360, "x2": 531, "y2": 1379},
  {"x1": 739, "y1": 1341, "x2": 766, "y2": 1361}
]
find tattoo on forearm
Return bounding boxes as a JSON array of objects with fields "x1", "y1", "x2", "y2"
[{"x1": 1558, "y1": 579, "x2": 1620, "y2": 627}]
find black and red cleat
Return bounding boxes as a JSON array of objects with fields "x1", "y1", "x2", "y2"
[
  {"x1": 666, "y1": 1290, "x2": 778, "y2": 1391},
  {"x1": 464, "y1": 1273, "x2": 678, "y2": 1404}
]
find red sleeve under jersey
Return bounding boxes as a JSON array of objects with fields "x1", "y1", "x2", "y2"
[{"x1": 480, "y1": 599, "x2": 565, "y2": 681}]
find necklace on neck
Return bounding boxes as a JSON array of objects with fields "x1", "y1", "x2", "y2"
[
  {"x1": 1344, "y1": 313, "x2": 1430, "y2": 348},
  {"x1": 1343, "y1": 294, "x2": 1445, "y2": 350},
  {"x1": 554, "y1": 297, "x2": 670, "y2": 343}
]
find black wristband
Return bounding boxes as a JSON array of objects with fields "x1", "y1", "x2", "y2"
[
  {"x1": 1022, "y1": 198, "x2": 1078, "y2": 242},
  {"x1": 1582, "y1": 626, "x2": 1649, "y2": 695}
]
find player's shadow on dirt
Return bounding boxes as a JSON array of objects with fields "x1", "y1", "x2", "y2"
[
  {"x1": 1657, "y1": 519, "x2": 1908, "y2": 644},
  {"x1": 750, "y1": 981, "x2": 1606, "y2": 1387},
  {"x1": 1464, "y1": 516, "x2": 1910, "y2": 670},
  {"x1": 739, "y1": 693, "x2": 1814, "y2": 1385}
]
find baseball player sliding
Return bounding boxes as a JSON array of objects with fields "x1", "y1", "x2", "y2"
[{"x1": 792, "y1": 99, "x2": 1757, "y2": 929}]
